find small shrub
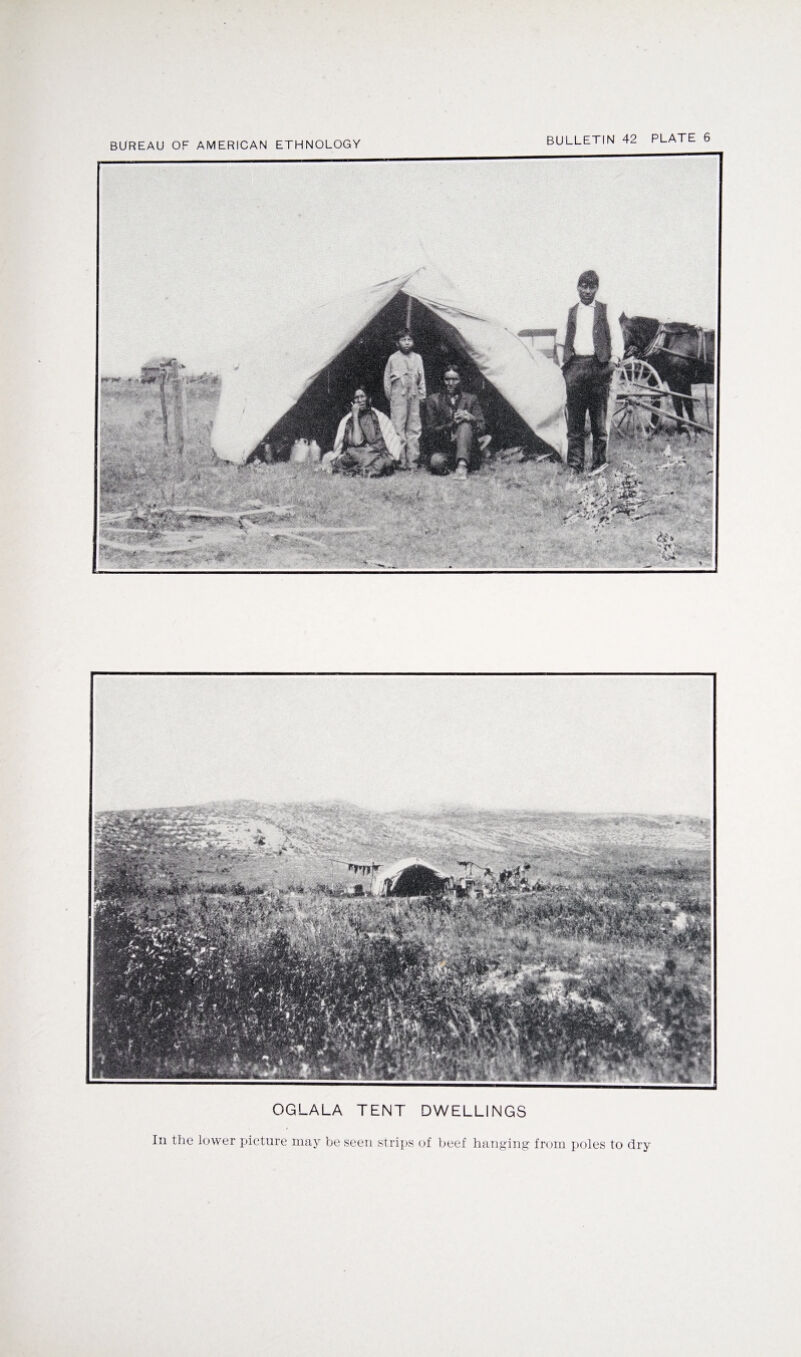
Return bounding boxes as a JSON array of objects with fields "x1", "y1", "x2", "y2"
[
  {"x1": 571, "y1": 475, "x2": 613, "y2": 530},
  {"x1": 613, "y1": 461, "x2": 643, "y2": 516}
]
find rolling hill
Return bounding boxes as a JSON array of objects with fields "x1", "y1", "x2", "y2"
[{"x1": 94, "y1": 799, "x2": 711, "y2": 891}]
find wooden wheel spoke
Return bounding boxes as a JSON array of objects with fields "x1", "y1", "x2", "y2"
[{"x1": 613, "y1": 358, "x2": 665, "y2": 438}]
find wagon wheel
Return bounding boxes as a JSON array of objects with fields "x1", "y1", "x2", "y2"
[{"x1": 611, "y1": 357, "x2": 665, "y2": 438}]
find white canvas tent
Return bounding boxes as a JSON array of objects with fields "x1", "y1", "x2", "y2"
[
  {"x1": 372, "y1": 858, "x2": 452, "y2": 898},
  {"x1": 211, "y1": 265, "x2": 567, "y2": 463}
]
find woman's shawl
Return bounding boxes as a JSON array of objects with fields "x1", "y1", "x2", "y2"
[{"x1": 333, "y1": 407, "x2": 402, "y2": 461}]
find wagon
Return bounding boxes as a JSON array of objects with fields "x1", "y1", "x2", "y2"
[
  {"x1": 610, "y1": 357, "x2": 666, "y2": 438},
  {"x1": 615, "y1": 317, "x2": 716, "y2": 437}
]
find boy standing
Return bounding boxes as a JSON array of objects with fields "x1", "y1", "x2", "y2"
[{"x1": 383, "y1": 329, "x2": 427, "y2": 469}]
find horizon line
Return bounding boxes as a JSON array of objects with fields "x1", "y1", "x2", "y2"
[{"x1": 93, "y1": 795, "x2": 710, "y2": 820}]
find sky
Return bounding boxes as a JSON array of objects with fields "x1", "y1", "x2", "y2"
[
  {"x1": 99, "y1": 155, "x2": 720, "y2": 374},
  {"x1": 92, "y1": 674, "x2": 713, "y2": 818}
]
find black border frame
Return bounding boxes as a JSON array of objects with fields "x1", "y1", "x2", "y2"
[
  {"x1": 87, "y1": 671, "x2": 717, "y2": 1089},
  {"x1": 93, "y1": 151, "x2": 722, "y2": 575}
]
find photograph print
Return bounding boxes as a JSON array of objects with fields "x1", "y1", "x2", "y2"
[
  {"x1": 89, "y1": 673, "x2": 715, "y2": 1086},
  {"x1": 96, "y1": 153, "x2": 719, "y2": 572}
]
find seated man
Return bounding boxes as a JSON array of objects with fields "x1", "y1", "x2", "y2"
[
  {"x1": 324, "y1": 386, "x2": 401, "y2": 476},
  {"x1": 424, "y1": 365, "x2": 487, "y2": 479}
]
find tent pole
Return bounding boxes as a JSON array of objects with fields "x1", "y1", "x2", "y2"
[{"x1": 405, "y1": 296, "x2": 413, "y2": 331}]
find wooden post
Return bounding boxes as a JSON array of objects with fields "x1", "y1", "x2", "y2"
[
  {"x1": 169, "y1": 360, "x2": 187, "y2": 456},
  {"x1": 159, "y1": 371, "x2": 169, "y2": 451},
  {"x1": 405, "y1": 296, "x2": 413, "y2": 332}
]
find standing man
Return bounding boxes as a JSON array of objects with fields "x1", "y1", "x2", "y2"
[
  {"x1": 424, "y1": 365, "x2": 487, "y2": 479},
  {"x1": 559, "y1": 270, "x2": 624, "y2": 474}
]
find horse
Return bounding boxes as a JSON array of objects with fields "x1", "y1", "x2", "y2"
[{"x1": 620, "y1": 314, "x2": 715, "y2": 436}]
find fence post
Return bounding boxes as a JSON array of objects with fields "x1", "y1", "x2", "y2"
[
  {"x1": 168, "y1": 360, "x2": 187, "y2": 456},
  {"x1": 159, "y1": 371, "x2": 169, "y2": 451}
]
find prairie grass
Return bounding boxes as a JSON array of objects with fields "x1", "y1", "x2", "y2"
[
  {"x1": 97, "y1": 379, "x2": 715, "y2": 570},
  {"x1": 91, "y1": 871, "x2": 712, "y2": 1084}
]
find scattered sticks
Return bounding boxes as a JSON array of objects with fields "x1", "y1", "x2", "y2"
[
  {"x1": 98, "y1": 503, "x2": 377, "y2": 556},
  {"x1": 100, "y1": 503, "x2": 294, "y2": 524},
  {"x1": 97, "y1": 536, "x2": 213, "y2": 554}
]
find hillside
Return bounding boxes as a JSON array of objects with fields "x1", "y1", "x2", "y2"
[{"x1": 94, "y1": 799, "x2": 711, "y2": 891}]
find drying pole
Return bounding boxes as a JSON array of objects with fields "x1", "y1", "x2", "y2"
[{"x1": 330, "y1": 858, "x2": 380, "y2": 893}]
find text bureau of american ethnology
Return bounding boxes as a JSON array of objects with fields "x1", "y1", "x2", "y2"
[{"x1": 108, "y1": 138, "x2": 362, "y2": 153}]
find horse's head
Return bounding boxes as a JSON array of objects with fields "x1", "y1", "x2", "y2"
[
  {"x1": 620, "y1": 313, "x2": 640, "y2": 358},
  {"x1": 621, "y1": 314, "x2": 660, "y2": 358}
]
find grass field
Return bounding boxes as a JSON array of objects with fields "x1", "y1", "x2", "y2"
[
  {"x1": 97, "y1": 378, "x2": 715, "y2": 571},
  {"x1": 91, "y1": 851, "x2": 712, "y2": 1086}
]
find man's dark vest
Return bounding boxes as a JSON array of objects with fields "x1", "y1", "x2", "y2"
[{"x1": 563, "y1": 301, "x2": 611, "y2": 363}]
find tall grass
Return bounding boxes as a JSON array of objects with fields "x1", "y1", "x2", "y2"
[
  {"x1": 97, "y1": 380, "x2": 715, "y2": 570},
  {"x1": 91, "y1": 880, "x2": 711, "y2": 1084}
]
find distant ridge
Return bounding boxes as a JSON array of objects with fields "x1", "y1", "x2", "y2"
[{"x1": 95, "y1": 799, "x2": 710, "y2": 889}]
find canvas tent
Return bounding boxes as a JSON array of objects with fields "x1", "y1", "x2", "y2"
[
  {"x1": 211, "y1": 265, "x2": 567, "y2": 464},
  {"x1": 372, "y1": 858, "x2": 452, "y2": 898}
]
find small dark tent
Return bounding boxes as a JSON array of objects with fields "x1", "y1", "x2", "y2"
[{"x1": 372, "y1": 858, "x2": 452, "y2": 898}]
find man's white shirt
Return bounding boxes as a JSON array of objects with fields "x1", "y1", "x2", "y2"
[{"x1": 558, "y1": 300, "x2": 625, "y2": 361}]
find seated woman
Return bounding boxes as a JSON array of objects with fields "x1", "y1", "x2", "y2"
[{"x1": 325, "y1": 387, "x2": 401, "y2": 476}]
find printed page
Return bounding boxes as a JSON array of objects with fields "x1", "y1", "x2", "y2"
[{"x1": 4, "y1": 2, "x2": 799, "y2": 1354}]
